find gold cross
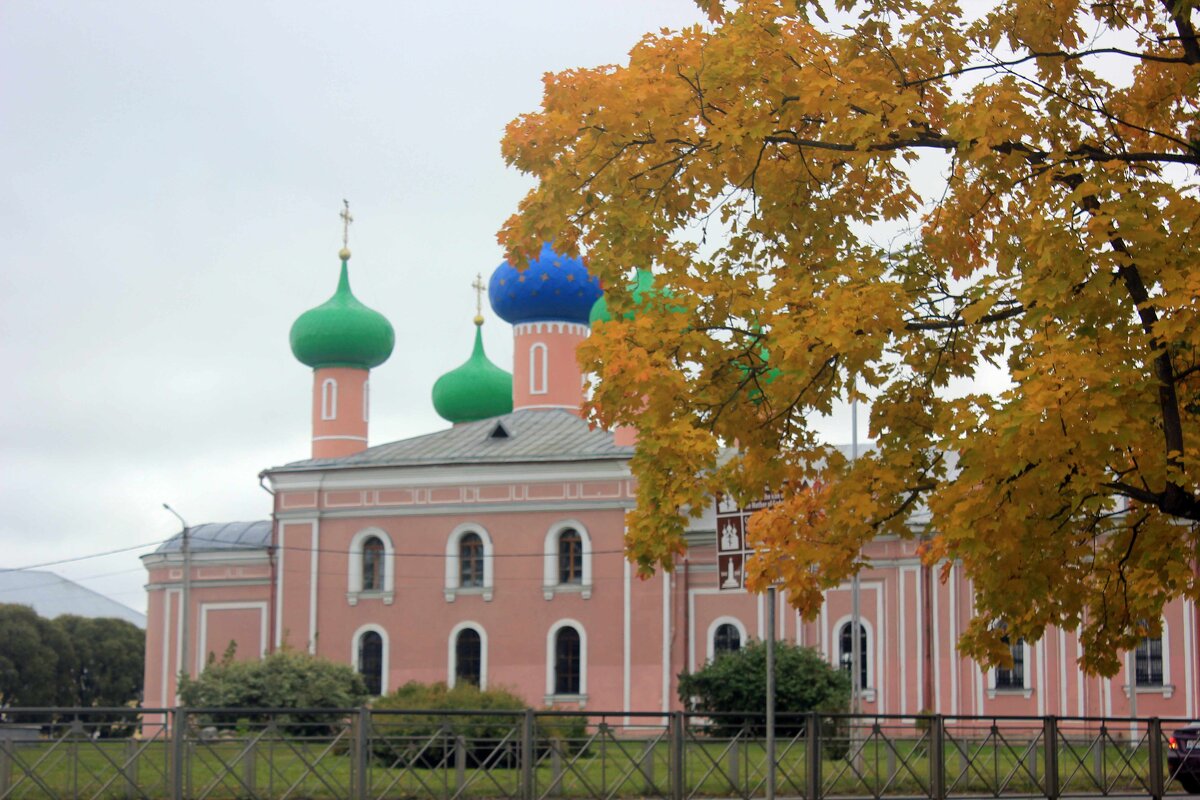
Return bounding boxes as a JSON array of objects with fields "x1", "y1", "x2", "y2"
[
  {"x1": 340, "y1": 199, "x2": 353, "y2": 249},
  {"x1": 470, "y1": 272, "x2": 484, "y2": 316}
]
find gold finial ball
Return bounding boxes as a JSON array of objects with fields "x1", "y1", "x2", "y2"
[
  {"x1": 338, "y1": 247, "x2": 352, "y2": 261},
  {"x1": 473, "y1": 314, "x2": 485, "y2": 326}
]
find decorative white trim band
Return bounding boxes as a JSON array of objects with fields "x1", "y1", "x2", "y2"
[{"x1": 514, "y1": 322, "x2": 589, "y2": 336}]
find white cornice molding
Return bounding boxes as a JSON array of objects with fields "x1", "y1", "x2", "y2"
[
  {"x1": 274, "y1": 498, "x2": 636, "y2": 521},
  {"x1": 142, "y1": 550, "x2": 269, "y2": 567},
  {"x1": 266, "y1": 459, "x2": 632, "y2": 492},
  {"x1": 145, "y1": 578, "x2": 271, "y2": 591}
]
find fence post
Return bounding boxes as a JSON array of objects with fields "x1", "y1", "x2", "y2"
[
  {"x1": 671, "y1": 712, "x2": 685, "y2": 800},
  {"x1": 930, "y1": 716, "x2": 945, "y2": 800},
  {"x1": 456, "y1": 735, "x2": 467, "y2": 794},
  {"x1": 521, "y1": 709, "x2": 534, "y2": 800},
  {"x1": 1043, "y1": 716, "x2": 1058, "y2": 800},
  {"x1": 806, "y1": 712, "x2": 821, "y2": 800},
  {"x1": 1148, "y1": 718, "x2": 1164, "y2": 800},
  {"x1": 0, "y1": 738, "x2": 11, "y2": 798},
  {"x1": 125, "y1": 738, "x2": 140, "y2": 800},
  {"x1": 171, "y1": 708, "x2": 186, "y2": 800},
  {"x1": 727, "y1": 736, "x2": 740, "y2": 795},
  {"x1": 243, "y1": 736, "x2": 256, "y2": 798},
  {"x1": 354, "y1": 707, "x2": 369, "y2": 800}
]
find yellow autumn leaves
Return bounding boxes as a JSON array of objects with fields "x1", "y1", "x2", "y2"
[{"x1": 500, "y1": 0, "x2": 1200, "y2": 675}]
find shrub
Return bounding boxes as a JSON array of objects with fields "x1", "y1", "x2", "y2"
[
  {"x1": 178, "y1": 649, "x2": 367, "y2": 735},
  {"x1": 371, "y1": 682, "x2": 585, "y2": 767},
  {"x1": 678, "y1": 640, "x2": 850, "y2": 739}
]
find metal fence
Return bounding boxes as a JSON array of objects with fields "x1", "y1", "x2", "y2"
[{"x1": 0, "y1": 708, "x2": 1194, "y2": 800}]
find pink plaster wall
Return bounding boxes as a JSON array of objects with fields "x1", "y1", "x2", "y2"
[
  {"x1": 510, "y1": 323, "x2": 588, "y2": 413},
  {"x1": 311, "y1": 367, "x2": 369, "y2": 458},
  {"x1": 145, "y1": 493, "x2": 1199, "y2": 722}
]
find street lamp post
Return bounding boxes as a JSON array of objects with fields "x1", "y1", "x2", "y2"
[
  {"x1": 163, "y1": 504, "x2": 190, "y2": 695},
  {"x1": 850, "y1": 394, "x2": 862, "y2": 716}
]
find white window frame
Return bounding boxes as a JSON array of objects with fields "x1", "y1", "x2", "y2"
[
  {"x1": 542, "y1": 520, "x2": 592, "y2": 600},
  {"x1": 706, "y1": 616, "x2": 747, "y2": 662},
  {"x1": 447, "y1": 621, "x2": 488, "y2": 689},
  {"x1": 321, "y1": 377, "x2": 338, "y2": 420},
  {"x1": 363, "y1": 379, "x2": 370, "y2": 422},
  {"x1": 1125, "y1": 619, "x2": 1174, "y2": 698},
  {"x1": 529, "y1": 342, "x2": 548, "y2": 395},
  {"x1": 987, "y1": 636, "x2": 1033, "y2": 699},
  {"x1": 444, "y1": 523, "x2": 494, "y2": 602},
  {"x1": 832, "y1": 615, "x2": 877, "y2": 702},
  {"x1": 347, "y1": 528, "x2": 394, "y2": 606},
  {"x1": 351, "y1": 623, "x2": 389, "y2": 695},
  {"x1": 545, "y1": 618, "x2": 587, "y2": 705}
]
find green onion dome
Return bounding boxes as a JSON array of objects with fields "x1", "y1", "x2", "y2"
[
  {"x1": 431, "y1": 318, "x2": 514, "y2": 424},
  {"x1": 589, "y1": 268, "x2": 681, "y2": 325},
  {"x1": 290, "y1": 256, "x2": 395, "y2": 369}
]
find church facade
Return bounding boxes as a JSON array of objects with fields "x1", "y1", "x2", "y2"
[{"x1": 142, "y1": 239, "x2": 1198, "y2": 721}]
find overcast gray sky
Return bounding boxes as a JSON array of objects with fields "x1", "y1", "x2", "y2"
[{"x1": 1, "y1": 1, "x2": 881, "y2": 614}]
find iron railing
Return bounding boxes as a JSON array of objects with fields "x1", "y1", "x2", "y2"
[{"x1": 0, "y1": 708, "x2": 1193, "y2": 799}]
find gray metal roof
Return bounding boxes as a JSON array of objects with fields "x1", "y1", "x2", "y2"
[
  {"x1": 0, "y1": 570, "x2": 147, "y2": 628},
  {"x1": 269, "y1": 409, "x2": 634, "y2": 473},
  {"x1": 155, "y1": 520, "x2": 272, "y2": 554}
]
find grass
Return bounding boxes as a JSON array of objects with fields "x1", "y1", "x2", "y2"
[{"x1": 0, "y1": 728, "x2": 1187, "y2": 799}]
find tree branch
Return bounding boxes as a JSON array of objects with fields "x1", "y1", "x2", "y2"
[
  {"x1": 902, "y1": 46, "x2": 1192, "y2": 88},
  {"x1": 904, "y1": 302, "x2": 1028, "y2": 331}
]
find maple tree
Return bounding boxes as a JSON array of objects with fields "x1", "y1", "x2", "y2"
[{"x1": 500, "y1": 0, "x2": 1200, "y2": 675}]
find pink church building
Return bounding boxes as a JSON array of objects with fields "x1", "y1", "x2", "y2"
[{"x1": 142, "y1": 240, "x2": 1198, "y2": 721}]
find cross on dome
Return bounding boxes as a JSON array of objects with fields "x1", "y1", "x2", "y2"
[
  {"x1": 471, "y1": 273, "x2": 486, "y2": 326},
  {"x1": 339, "y1": 200, "x2": 353, "y2": 260}
]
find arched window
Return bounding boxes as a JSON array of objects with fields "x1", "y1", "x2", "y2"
[
  {"x1": 1136, "y1": 635, "x2": 1164, "y2": 687},
  {"x1": 321, "y1": 378, "x2": 338, "y2": 420},
  {"x1": 362, "y1": 379, "x2": 370, "y2": 422},
  {"x1": 994, "y1": 635, "x2": 1026, "y2": 690},
  {"x1": 444, "y1": 524, "x2": 494, "y2": 601},
  {"x1": 347, "y1": 529, "x2": 394, "y2": 605},
  {"x1": 362, "y1": 536, "x2": 385, "y2": 591},
  {"x1": 530, "y1": 343, "x2": 548, "y2": 394},
  {"x1": 543, "y1": 522, "x2": 591, "y2": 599},
  {"x1": 714, "y1": 623, "x2": 741, "y2": 656},
  {"x1": 357, "y1": 630, "x2": 384, "y2": 695},
  {"x1": 838, "y1": 621, "x2": 869, "y2": 692},
  {"x1": 459, "y1": 533, "x2": 484, "y2": 588},
  {"x1": 554, "y1": 626, "x2": 581, "y2": 695},
  {"x1": 455, "y1": 628, "x2": 482, "y2": 687},
  {"x1": 558, "y1": 529, "x2": 582, "y2": 584}
]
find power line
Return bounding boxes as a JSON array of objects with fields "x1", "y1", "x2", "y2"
[{"x1": 1, "y1": 539, "x2": 172, "y2": 573}]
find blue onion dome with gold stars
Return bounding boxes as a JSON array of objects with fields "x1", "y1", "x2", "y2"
[
  {"x1": 488, "y1": 242, "x2": 602, "y2": 325},
  {"x1": 432, "y1": 315, "x2": 514, "y2": 424},
  {"x1": 289, "y1": 252, "x2": 395, "y2": 370}
]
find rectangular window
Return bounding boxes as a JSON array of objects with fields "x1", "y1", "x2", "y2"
[
  {"x1": 1135, "y1": 636, "x2": 1164, "y2": 687},
  {"x1": 994, "y1": 638, "x2": 1025, "y2": 690}
]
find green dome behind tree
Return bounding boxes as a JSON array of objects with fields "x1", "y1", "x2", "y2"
[
  {"x1": 290, "y1": 257, "x2": 395, "y2": 370},
  {"x1": 432, "y1": 320, "x2": 513, "y2": 424},
  {"x1": 589, "y1": 268, "x2": 681, "y2": 325}
]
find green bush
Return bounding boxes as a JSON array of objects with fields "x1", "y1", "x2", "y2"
[
  {"x1": 371, "y1": 682, "x2": 585, "y2": 767},
  {"x1": 178, "y1": 648, "x2": 367, "y2": 735},
  {"x1": 678, "y1": 640, "x2": 850, "y2": 739}
]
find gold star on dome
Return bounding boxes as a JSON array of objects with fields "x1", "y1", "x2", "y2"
[
  {"x1": 541, "y1": 273, "x2": 550, "y2": 281},
  {"x1": 517, "y1": 274, "x2": 526, "y2": 283},
  {"x1": 566, "y1": 273, "x2": 575, "y2": 282}
]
